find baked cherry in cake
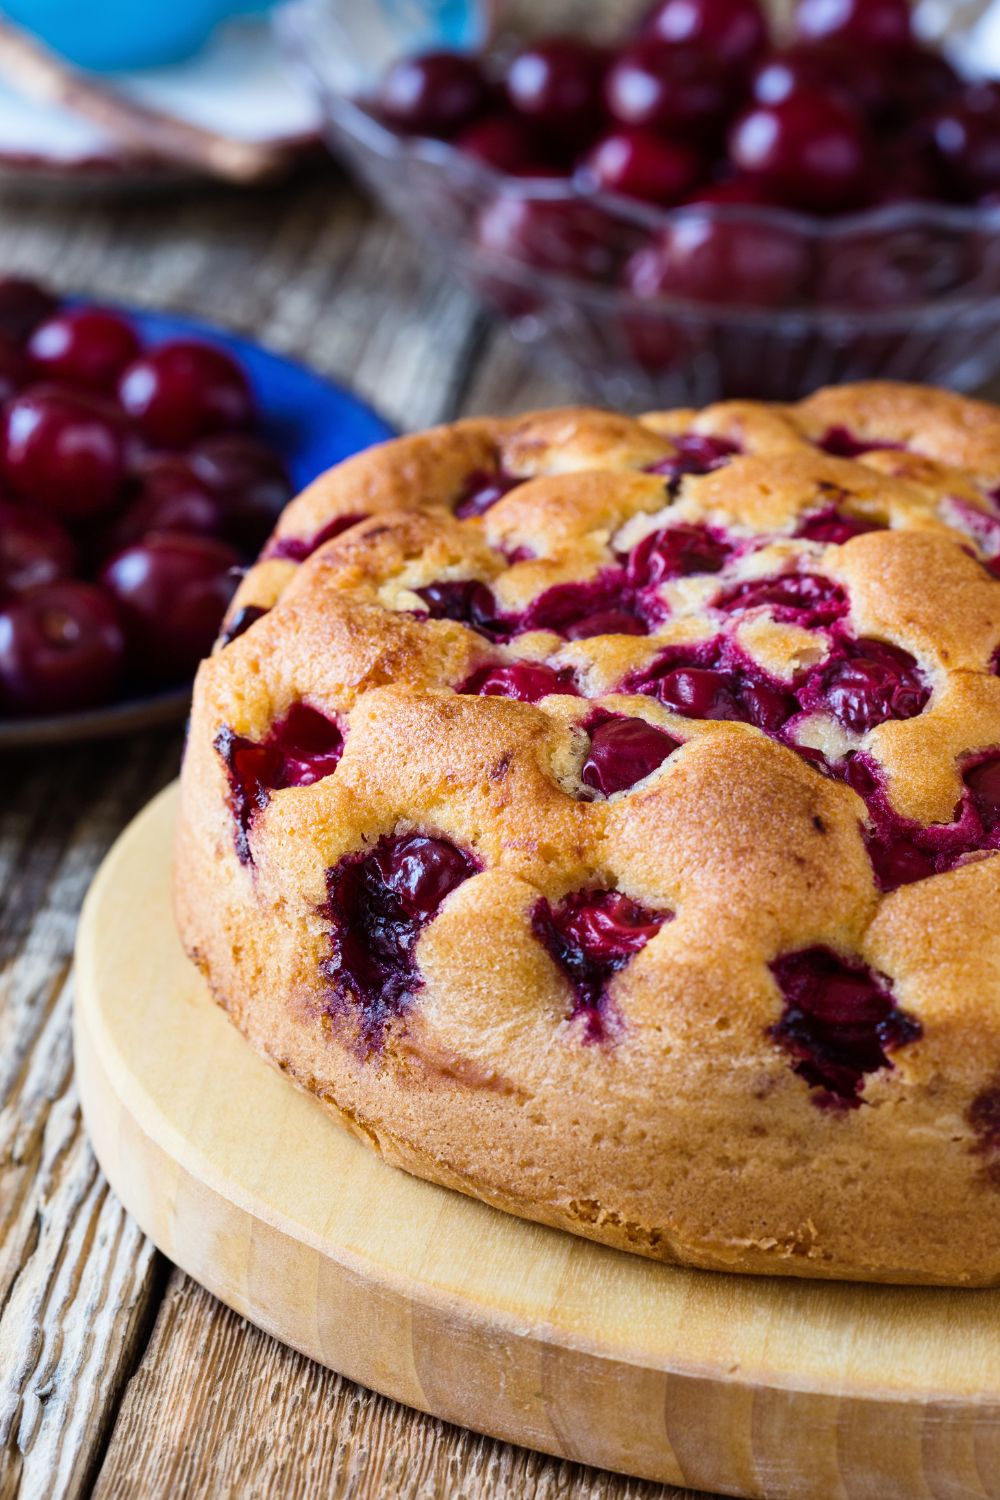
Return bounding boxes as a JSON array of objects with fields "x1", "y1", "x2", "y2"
[{"x1": 179, "y1": 384, "x2": 1000, "y2": 1288}]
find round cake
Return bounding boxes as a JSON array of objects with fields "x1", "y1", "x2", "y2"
[{"x1": 175, "y1": 381, "x2": 1000, "y2": 1286}]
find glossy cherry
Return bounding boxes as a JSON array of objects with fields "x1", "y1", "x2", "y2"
[
  {"x1": 519, "y1": 571, "x2": 651, "y2": 639},
  {"x1": 28, "y1": 306, "x2": 141, "y2": 392},
  {"x1": 0, "y1": 501, "x2": 76, "y2": 597},
  {"x1": 581, "y1": 713, "x2": 680, "y2": 797},
  {"x1": 0, "y1": 278, "x2": 57, "y2": 344},
  {"x1": 477, "y1": 193, "x2": 618, "y2": 281},
  {"x1": 0, "y1": 334, "x2": 29, "y2": 403},
  {"x1": 322, "y1": 833, "x2": 478, "y2": 1048},
  {"x1": 965, "y1": 756, "x2": 1000, "y2": 835},
  {"x1": 793, "y1": 0, "x2": 913, "y2": 52},
  {"x1": 604, "y1": 41, "x2": 729, "y2": 136},
  {"x1": 216, "y1": 703, "x2": 344, "y2": 863},
  {"x1": 728, "y1": 88, "x2": 869, "y2": 211},
  {"x1": 648, "y1": 431, "x2": 741, "y2": 479},
  {"x1": 453, "y1": 469, "x2": 522, "y2": 519},
  {"x1": 0, "y1": 581, "x2": 124, "y2": 716},
  {"x1": 750, "y1": 44, "x2": 892, "y2": 119},
  {"x1": 800, "y1": 637, "x2": 928, "y2": 733},
  {"x1": 504, "y1": 37, "x2": 607, "y2": 145},
  {"x1": 414, "y1": 579, "x2": 506, "y2": 639},
  {"x1": 815, "y1": 226, "x2": 968, "y2": 308},
  {"x1": 376, "y1": 49, "x2": 489, "y2": 137},
  {"x1": 100, "y1": 532, "x2": 241, "y2": 683},
  {"x1": 461, "y1": 661, "x2": 579, "y2": 701},
  {"x1": 266, "y1": 513, "x2": 368, "y2": 563},
  {"x1": 625, "y1": 211, "x2": 808, "y2": 307},
  {"x1": 581, "y1": 127, "x2": 703, "y2": 205},
  {"x1": 118, "y1": 339, "x2": 254, "y2": 449},
  {"x1": 626, "y1": 523, "x2": 729, "y2": 586},
  {"x1": 456, "y1": 115, "x2": 546, "y2": 173},
  {"x1": 769, "y1": 946, "x2": 920, "y2": 1105},
  {"x1": 716, "y1": 572, "x2": 848, "y2": 626},
  {"x1": 190, "y1": 433, "x2": 294, "y2": 552},
  {"x1": 638, "y1": 0, "x2": 767, "y2": 74},
  {"x1": 924, "y1": 95, "x2": 1000, "y2": 201},
  {"x1": 533, "y1": 888, "x2": 669, "y2": 1039},
  {"x1": 105, "y1": 456, "x2": 227, "y2": 552},
  {"x1": 795, "y1": 507, "x2": 878, "y2": 544},
  {"x1": 1, "y1": 386, "x2": 126, "y2": 518}
]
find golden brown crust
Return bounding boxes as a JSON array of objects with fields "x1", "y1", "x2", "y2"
[{"x1": 177, "y1": 383, "x2": 1000, "y2": 1285}]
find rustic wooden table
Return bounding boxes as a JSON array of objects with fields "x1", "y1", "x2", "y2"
[{"x1": 0, "y1": 170, "x2": 706, "y2": 1500}]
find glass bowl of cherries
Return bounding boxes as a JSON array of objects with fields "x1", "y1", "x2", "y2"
[
  {"x1": 0, "y1": 278, "x2": 325, "y2": 741},
  {"x1": 281, "y1": 0, "x2": 1000, "y2": 405}
]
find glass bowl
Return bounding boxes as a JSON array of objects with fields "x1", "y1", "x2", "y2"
[{"x1": 277, "y1": 0, "x2": 1000, "y2": 405}]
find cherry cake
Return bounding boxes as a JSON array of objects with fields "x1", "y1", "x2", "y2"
[{"x1": 177, "y1": 381, "x2": 1000, "y2": 1285}]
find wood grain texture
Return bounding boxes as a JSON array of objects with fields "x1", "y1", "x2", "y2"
[
  {"x1": 75, "y1": 785, "x2": 1000, "y2": 1500},
  {"x1": 92, "y1": 1269, "x2": 696, "y2": 1500}
]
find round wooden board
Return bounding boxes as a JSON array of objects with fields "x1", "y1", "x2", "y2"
[{"x1": 74, "y1": 784, "x2": 1000, "y2": 1500}]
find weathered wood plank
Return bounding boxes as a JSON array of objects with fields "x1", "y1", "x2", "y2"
[
  {"x1": 0, "y1": 735, "x2": 180, "y2": 1500},
  {"x1": 92, "y1": 1271, "x2": 701, "y2": 1500}
]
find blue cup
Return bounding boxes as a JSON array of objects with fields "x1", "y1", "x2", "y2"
[{"x1": 2, "y1": 0, "x2": 275, "y2": 71}]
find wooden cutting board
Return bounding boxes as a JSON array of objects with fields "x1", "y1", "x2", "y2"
[{"x1": 74, "y1": 784, "x2": 1000, "y2": 1500}]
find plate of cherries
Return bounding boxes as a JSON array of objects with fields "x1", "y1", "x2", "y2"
[{"x1": 0, "y1": 278, "x2": 394, "y2": 746}]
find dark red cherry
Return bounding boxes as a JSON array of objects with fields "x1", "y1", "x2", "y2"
[
  {"x1": 604, "y1": 41, "x2": 729, "y2": 136},
  {"x1": 0, "y1": 278, "x2": 57, "y2": 345},
  {"x1": 582, "y1": 713, "x2": 680, "y2": 796},
  {"x1": 28, "y1": 306, "x2": 141, "y2": 392},
  {"x1": 749, "y1": 44, "x2": 892, "y2": 119},
  {"x1": 461, "y1": 661, "x2": 579, "y2": 701},
  {"x1": 626, "y1": 523, "x2": 729, "y2": 586},
  {"x1": 728, "y1": 89, "x2": 868, "y2": 211},
  {"x1": 519, "y1": 572, "x2": 649, "y2": 639},
  {"x1": 0, "y1": 581, "x2": 124, "y2": 716},
  {"x1": 1, "y1": 386, "x2": 126, "y2": 518},
  {"x1": 866, "y1": 835, "x2": 936, "y2": 892},
  {"x1": 795, "y1": 507, "x2": 878, "y2": 544},
  {"x1": 0, "y1": 501, "x2": 76, "y2": 597},
  {"x1": 638, "y1": 654, "x2": 795, "y2": 732},
  {"x1": 504, "y1": 38, "x2": 607, "y2": 145},
  {"x1": 215, "y1": 702, "x2": 344, "y2": 863},
  {"x1": 648, "y1": 432, "x2": 741, "y2": 479},
  {"x1": 580, "y1": 127, "x2": 703, "y2": 204},
  {"x1": 477, "y1": 193, "x2": 618, "y2": 282},
  {"x1": 769, "y1": 946, "x2": 920, "y2": 1105},
  {"x1": 218, "y1": 603, "x2": 268, "y2": 648},
  {"x1": 414, "y1": 579, "x2": 506, "y2": 639},
  {"x1": 455, "y1": 114, "x2": 546, "y2": 173},
  {"x1": 190, "y1": 434, "x2": 293, "y2": 552},
  {"x1": 533, "y1": 888, "x2": 669, "y2": 1037},
  {"x1": 815, "y1": 225, "x2": 968, "y2": 308},
  {"x1": 638, "y1": 0, "x2": 767, "y2": 74},
  {"x1": 816, "y1": 426, "x2": 900, "y2": 458},
  {"x1": 716, "y1": 572, "x2": 848, "y2": 626},
  {"x1": 376, "y1": 49, "x2": 489, "y2": 138},
  {"x1": 885, "y1": 48, "x2": 961, "y2": 123},
  {"x1": 266, "y1": 513, "x2": 368, "y2": 563},
  {"x1": 924, "y1": 96, "x2": 1000, "y2": 201},
  {"x1": 454, "y1": 469, "x2": 522, "y2": 519},
  {"x1": 118, "y1": 339, "x2": 254, "y2": 449},
  {"x1": 105, "y1": 456, "x2": 227, "y2": 553},
  {"x1": 965, "y1": 757, "x2": 1000, "y2": 834},
  {"x1": 100, "y1": 532, "x2": 241, "y2": 684},
  {"x1": 794, "y1": 0, "x2": 913, "y2": 52},
  {"x1": 0, "y1": 333, "x2": 30, "y2": 403},
  {"x1": 802, "y1": 637, "x2": 928, "y2": 733},
  {"x1": 625, "y1": 211, "x2": 808, "y2": 307},
  {"x1": 321, "y1": 832, "x2": 478, "y2": 1049}
]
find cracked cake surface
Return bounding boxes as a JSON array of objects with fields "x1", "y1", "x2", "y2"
[{"x1": 175, "y1": 380, "x2": 1000, "y2": 1285}]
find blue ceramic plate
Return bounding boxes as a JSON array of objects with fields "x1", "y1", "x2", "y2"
[{"x1": 0, "y1": 304, "x2": 396, "y2": 751}]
